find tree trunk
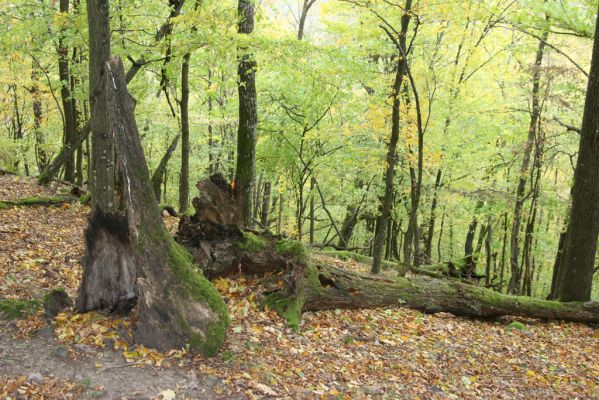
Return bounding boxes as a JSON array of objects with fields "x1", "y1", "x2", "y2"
[
  {"x1": 309, "y1": 177, "x2": 315, "y2": 244},
  {"x1": 235, "y1": 0, "x2": 258, "y2": 226},
  {"x1": 38, "y1": 0, "x2": 186, "y2": 186},
  {"x1": 178, "y1": 175, "x2": 599, "y2": 327},
  {"x1": 371, "y1": 0, "x2": 413, "y2": 274},
  {"x1": 77, "y1": 57, "x2": 228, "y2": 355},
  {"x1": 261, "y1": 181, "x2": 271, "y2": 227},
  {"x1": 87, "y1": 0, "x2": 114, "y2": 211},
  {"x1": 267, "y1": 262, "x2": 599, "y2": 328},
  {"x1": 555, "y1": 7, "x2": 599, "y2": 302},
  {"x1": 424, "y1": 169, "x2": 442, "y2": 262},
  {"x1": 151, "y1": 133, "x2": 180, "y2": 202},
  {"x1": 58, "y1": 0, "x2": 77, "y2": 183},
  {"x1": 179, "y1": 52, "x2": 191, "y2": 214},
  {"x1": 30, "y1": 63, "x2": 48, "y2": 172},
  {"x1": 508, "y1": 29, "x2": 548, "y2": 294}
]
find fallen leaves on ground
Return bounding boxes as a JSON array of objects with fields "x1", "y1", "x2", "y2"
[{"x1": 1, "y1": 176, "x2": 598, "y2": 399}]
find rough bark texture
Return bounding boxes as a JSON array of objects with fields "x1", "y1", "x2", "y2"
[
  {"x1": 151, "y1": 133, "x2": 180, "y2": 202},
  {"x1": 87, "y1": 0, "x2": 115, "y2": 211},
  {"x1": 267, "y1": 263, "x2": 599, "y2": 328},
  {"x1": 508, "y1": 30, "x2": 547, "y2": 294},
  {"x1": 371, "y1": 0, "x2": 413, "y2": 274},
  {"x1": 179, "y1": 52, "x2": 191, "y2": 214},
  {"x1": 235, "y1": 0, "x2": 258, "y2": 226},
  {"x1": 38, "y1": 0, "x2": 185, "y2": 186},
  {"x1": 177, "y1": 175, "x2": 289, "y2": 279},
  {"x1": 179, "y1": 176, "x2": 599, "y2": 326},
  {"x1": 58, "y1": 0, "x2": 77, "y2": 183},
  {"x1": 77, "y1": 57, "x2": 228, "y2": 355},
  {"x1": 555, "y1": 8, "x2": 599, "y2": 302}
]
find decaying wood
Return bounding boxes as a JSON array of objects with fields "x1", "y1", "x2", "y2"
[
  {"x1": 177, "y1": 174, "x2": 288, "y2": 278},
  {"x1": 76, "y1": 57, "x2": 227, "y2": 355},
  {"x1": 269, "y1": 262, "x2": 599, "y2": 325},
  {"x1": 179, "y1": 175, "x2": 599, "y2": 325}
]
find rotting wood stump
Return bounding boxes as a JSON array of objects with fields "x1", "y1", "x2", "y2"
[{"x1": 178, "y1": 175, "x2": 599, "y2": 327}]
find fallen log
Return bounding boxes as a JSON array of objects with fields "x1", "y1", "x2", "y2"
[
  {"x1": 265, "y1": 262, "x2": 599, "y2": 329},
  {"x1": 178, "y1": 175, "x2": 599, "y2": 326},
  {"x1": 0, "y1": 194, "x2": 82, "y2": 209},
  {"x1": 76, "y1": 57, "x2": 227, "y2": 355}
]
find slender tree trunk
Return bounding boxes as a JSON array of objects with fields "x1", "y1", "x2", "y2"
[
  {"x1": 261, "y1": 181, "x2": 271, "y2": 227},
  {"x1": 31, "y1": 63, "x2": 48, "y2": 172},
  {"x1": 485, "y1": 222, "x2": 492, "y2": 287},
  {"x1": 548, "y1": 226, "x2": 566, "y2": 300},
  {"x1": 87, "y1": 0, "x2": 114, "y2": 210},
  {"x1": 508, "y1": 30, "x2": 548, "y2": 294},
  {"x1": 371, "y1": 0, "x2": 413, "y2": 274},
  {"x1": 309, "y1": 177, "x2": 315, "y2": 244},
  {"x1": 179, "y1": 52, "x2": 191, "y2": 213},
  {"x1": 235, "y1": 0, "x2": 258, "y2": 226},
  {"x1": 58, "y1": 0, "x2": 77, "y2": 182},
  {"x1": 152, "y1": 134, "x2": 180, "y2": 202},
  {"x1": 555, "y1": 8, "x2": 599, "y2": 301},
  {"x1": 297, "y1": 0, "x2": 316, "y2": 40},
  {"x1": 424, "y1": 169, "x2": 442, "y2": 262},
  {"x1": 437, "y1": 210, "x2": 445, "y2": 263}
]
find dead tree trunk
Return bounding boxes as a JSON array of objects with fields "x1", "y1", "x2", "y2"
[
  {"x1": 76, "y1": 57, "x2": 228, "y2": 355},
  {"x1": 151, "y1": 133, "x2": 180, "y2": 202},
  {"x1": 178, "y1": 176, "x2": 599, "y2": 326}
]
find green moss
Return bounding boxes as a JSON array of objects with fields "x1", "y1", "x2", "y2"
[
  {"x1": 314, "y1": 250, "x2": 396, "y2": 269},
  {"x1": 506, "y1": 321, "x2": 527, "y2": 331},
  {"x1": 303, "y1": 264, "x2": 325, "y2": 295},
  {"x1": 264, "y1": 293, "x2": 302, "y2": 332},
  {"x1": 0, "y1": 299, "x2": 41, "y2": 320},
  {"x1": 0, "y1": 202, "x2": 7, "y2": 210},
  {"x1": 167, "y1": 239, "x2": 229, "y2": 356},
  {"x1": 276, "y1": 239, "x2": 306, "y2": 262},
  {"x1": 79, "y1": 194, "x2": 91, "y2": 205},
  {"x1": 237, "y1": 232, "x2": 265, "y2": 253},
  {"x1": 43, "y1": 287, "x2": 66, "y2": 303}
]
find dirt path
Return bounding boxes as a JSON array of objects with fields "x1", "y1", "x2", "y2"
[{"x1": 0, "y1": 322, "x2": 225, "y2": 399}]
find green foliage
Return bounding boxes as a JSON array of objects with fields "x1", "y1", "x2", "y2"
[{"x1": 0, "y1": 299, "x2": 41, "y2": 320}]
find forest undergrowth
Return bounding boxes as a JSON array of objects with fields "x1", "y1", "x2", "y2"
[{"x1": 0, "y1": 175, "x2": 597, "y2": 399}]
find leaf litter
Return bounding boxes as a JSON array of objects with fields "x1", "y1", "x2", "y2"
[{"x1": 1, "y1": 175, "x2": 597, "y2": 399}]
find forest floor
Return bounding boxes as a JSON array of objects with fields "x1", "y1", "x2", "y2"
[{"x1": 0, "y1": 174, "x2": 598, "y2": 399}]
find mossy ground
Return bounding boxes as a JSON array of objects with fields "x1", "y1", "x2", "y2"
[
  {"x1": 237, "y1": 232, "x2": 265, "y2": 253},
  {"x1": 0, "y1": 299, "x2": 41, "y2": 320},
  {"x1": 276, "y1": 239, "x2": 306, "y2": 262}
]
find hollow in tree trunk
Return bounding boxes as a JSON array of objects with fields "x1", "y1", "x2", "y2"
[{"x1": 76, "y1": 57, "x2": 228, "y2": 355}]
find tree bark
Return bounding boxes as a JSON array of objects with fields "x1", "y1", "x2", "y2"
[
  {"x1": 151, "y1": 133, "x2": 180, "y2": 202},
  {"x1": 267, "y1": 262, "x2": 599, "y2": 327},
  {"x1": 508, "y1": 29, "x2": 548, "y2": 294},
  {"x1": 235, "y1": 0, "x2": 258, "y2": 226},
  {"x1": 261, "y1": 181, "x2": 271, "y2": 227},
  {"x1": 58, "y1": 0, "x2": 77, "y2": 182},
  {"x1": 177, "y1": 176, "x2": 599, "y2": 326},
  {"x1": 38, "y1": 0, "x2": 186, "y2": 186},
  {"x1": 77, "y1": 57, "x2": 228, "y2": 355},
  {"x1": 371, "y1": 0, "x2": 413, "y2": 274},
  {"x1": 424, "y1": 169, "x2": 442, "y2": 262},
  {"x1": 179, "y1": 52, "x2": 191, "y2": 214},
  {"x1": 87, "y1": 0, "x2": 114, "y2": 211},
  {"x1": 555, "y1": 7, "x2": 599, "y2": 302}
]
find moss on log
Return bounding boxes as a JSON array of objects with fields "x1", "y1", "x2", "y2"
[
  {"x1": 0, "y1": 194, "x2": 80, "y2": 210},
  {"x1": 266, "y1": 262, "x2": 599, "y2": 327}
]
